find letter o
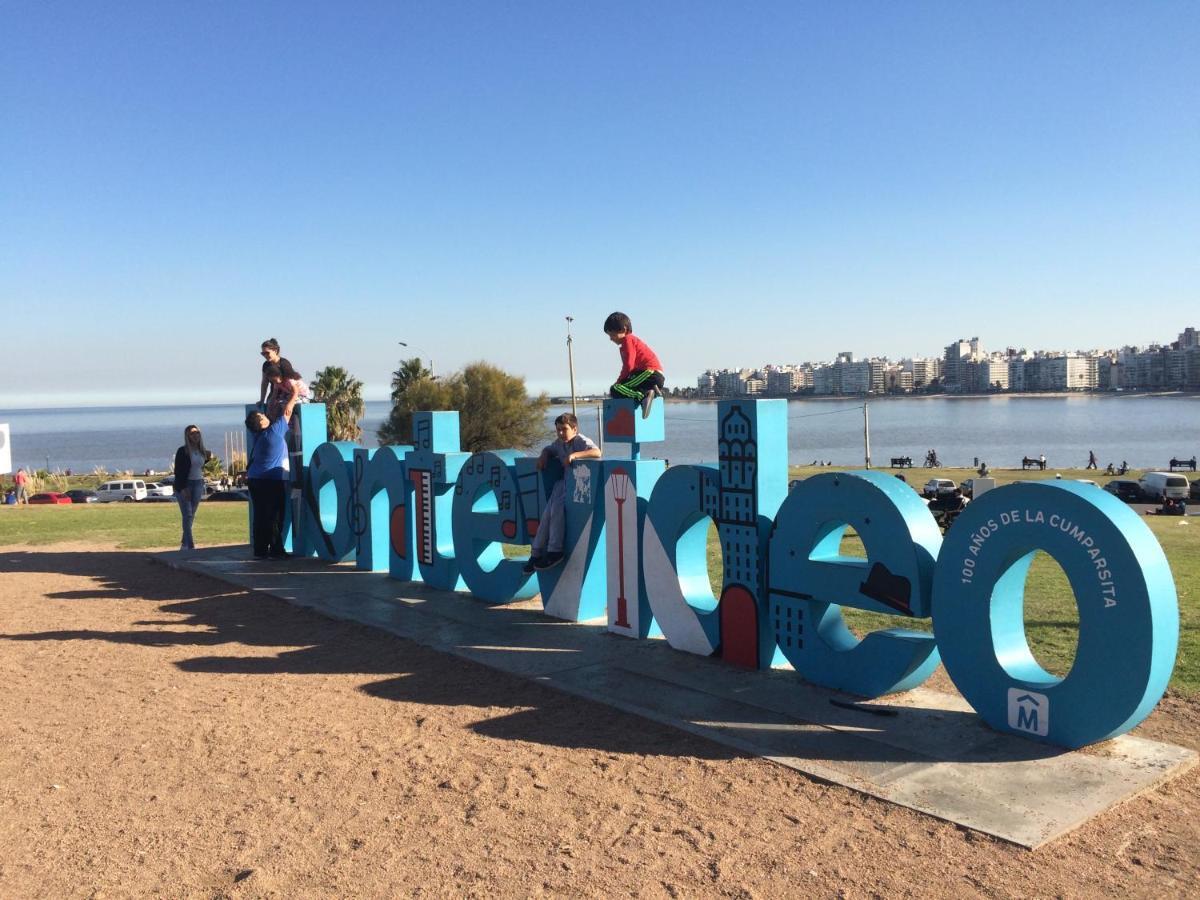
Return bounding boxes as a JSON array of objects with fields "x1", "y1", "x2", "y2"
[{"x1": 932, "y1": 481, "x2": 1178, "y2": 748}]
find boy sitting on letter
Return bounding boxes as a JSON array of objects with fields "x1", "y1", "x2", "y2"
[
  {"x1": 604, "y1": 311, "x2": 665, "y2": 419},
  {"x1": 524, "y1": 413, "x2": 602, "y2": 574}
]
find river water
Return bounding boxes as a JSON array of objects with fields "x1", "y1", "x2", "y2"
[{"x1": 2, "y1": 395, "x2": 1197, "y2": 474}]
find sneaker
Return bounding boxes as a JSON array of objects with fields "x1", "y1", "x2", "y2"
[
  {"x1": 522, "y1": 558, "x2": 541, "y2": 575},
  {"x1": 534, "y1": 551, "x2": 564, "y2": 570},
  {"x1": 640, "y1": 387, "x2": 657, "y2": 419}
]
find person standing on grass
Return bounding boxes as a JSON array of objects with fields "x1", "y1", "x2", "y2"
[
  {"x1": 604, "y1": 311, "x2": 665, "y2": 419},
  {"x1": 173, "y1": 426, "x2": 212, "y2": 551},
  {"x1": 244, "y1": 390, "x2": 300, "y2": 560},
  {"x1": 13, "y1": 467, "x2": 29, "y2": 505}
]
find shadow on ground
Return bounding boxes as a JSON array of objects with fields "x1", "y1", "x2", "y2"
[{"x1": 0, "y1": 549, "x2": 742, "y2": 760}]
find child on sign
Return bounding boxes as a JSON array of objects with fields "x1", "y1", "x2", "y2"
[
  {"x1": 524, "y1": 413, "x2": 601, "y2": 574},
  {"x1": 263, "y1": 365, "x2": 310, "y2": 421},
  {"x1": 258, "y1": 338, "x2": 308, "y2": 410},
  {"x1": 604, "y1": 311, "x2": 665, "y2": 419}
]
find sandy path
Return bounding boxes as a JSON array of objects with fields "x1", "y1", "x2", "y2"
[{"x1": 0, "y1": 544, "x2": 1197, "y2": 898}]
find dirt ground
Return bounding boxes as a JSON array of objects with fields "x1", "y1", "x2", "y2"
[{"x1": 1, "y1": 545, "x2": 1198, "y2": 899}]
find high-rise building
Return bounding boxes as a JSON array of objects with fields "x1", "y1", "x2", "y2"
[{"x1": 943, "y1": 338, "x2": 979, "y2": 392}]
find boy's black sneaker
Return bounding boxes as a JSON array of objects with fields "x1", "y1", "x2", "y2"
[
  {"x1": 641, "y1": 387, "x2": 657, "y2": 419},
  {"x1": 522, "y1": 558, "x2": 541, "y2": 575},
  {"x1": 534, "y1": 551, "x2": 564, "y2": 570}
]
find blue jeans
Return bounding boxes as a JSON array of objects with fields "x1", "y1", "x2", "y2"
[{"x1": 177, "y1": 480, "x2": 204, "y2": 549}]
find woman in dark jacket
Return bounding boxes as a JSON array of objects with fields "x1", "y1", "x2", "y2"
[{"x1": 174, "y1": 425, "x2": 211, "y2": 551}]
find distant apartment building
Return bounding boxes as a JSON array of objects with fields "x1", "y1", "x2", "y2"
[
  {"x1": 886, "y1": 366, "x2": 914, "y2": 393},
  {"x1": 974, "y1": 357, "x2": 1010, "y2": 391},
  {"x1": 867, "y1": 359, "x2": 887, "y2": 394},
  {"x1": 943, "y1": 338, "x2": 981, "y2": 392},
  {"x1": 697, "y1": 371, "x2": 716, "y2": 397},
  {"x1": 765, "y1": 366, "x2": 811, "y2": 395},
  {"x1": 809, "y1": 352, "x2": 873, "y2": 396},
  {"x1": 1018, "y1": 354, "x2": 1097, "y2": 391},
  {"x1": 1007, "y1": 356, "x2": 1028, "y2": 392},
  {"x1": 1053, "y1": 355, "x2": 1098, "y2": 391},
  {"x1": 840, "y1": 360, "x2": 871, "y2": 395},
  {"x1": 906, "y1": 357, "x2": 941, "y2": 389}
]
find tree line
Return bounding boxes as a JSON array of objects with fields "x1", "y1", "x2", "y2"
[{"x1": 308, "y1": 357, "x2": 549, "y2": 452}]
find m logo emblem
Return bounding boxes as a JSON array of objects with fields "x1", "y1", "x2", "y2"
[{"x1": 1007, "y1": 688, "x2": 1049, "y2": 737}]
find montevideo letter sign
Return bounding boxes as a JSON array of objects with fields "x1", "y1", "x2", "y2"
[{"x1": 246, "y1": 399, "x2": 1178, "y2": 749}]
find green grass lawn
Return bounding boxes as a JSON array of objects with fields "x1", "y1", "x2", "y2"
[
  {"x1": 0, "y1": 502, "x2": 248, "y2": 550},
  {"x1": 4, "y1": 468, "x2": 1197, "y2": 695}
]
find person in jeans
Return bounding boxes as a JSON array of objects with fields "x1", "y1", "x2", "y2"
[
  {"x1": 172, "y1": 426, "x2": 212, "y2": 551},
  {"x1": 245, "y1": 391, "x2": 300, "y2": 559}
]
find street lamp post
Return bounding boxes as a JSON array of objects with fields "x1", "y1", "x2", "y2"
[{"x1": 565, "y1": 316, "x2": 577, "y2": 417}]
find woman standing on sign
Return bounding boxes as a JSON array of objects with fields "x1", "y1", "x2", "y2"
[
  {"x1": 173, "y1": 425, "x2": 212, "y2": 551},
  {"x1": 244, "y1": 390, "x2": 300, "y2": 559},
  {"x1": 257, "y1": 338, "x2": 303, "y2": 409}
]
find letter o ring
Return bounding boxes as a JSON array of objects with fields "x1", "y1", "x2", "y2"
[{"x1": 931, "y1": 481, "x2": 1178, "y2": 748}]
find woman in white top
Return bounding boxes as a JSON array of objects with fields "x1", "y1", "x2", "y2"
[{"x1": 173, "y1": 425, "x2": 211, "y2": 551}]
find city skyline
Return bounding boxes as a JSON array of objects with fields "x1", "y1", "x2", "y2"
[{"x1": 695, "y1": 325, "x2": 1200, "y2": 396}]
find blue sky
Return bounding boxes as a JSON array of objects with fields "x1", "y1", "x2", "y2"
[{"x1": 2, "y1": 1, "x2": 1197, "y2": 407}]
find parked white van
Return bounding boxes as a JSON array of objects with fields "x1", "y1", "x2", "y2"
[
  {"x1": 95, "y1": 479, "x2": 148, "y2": 502},
  {"x1": 1138, "y1": 472, "x2": 1190, "y2": 501}
]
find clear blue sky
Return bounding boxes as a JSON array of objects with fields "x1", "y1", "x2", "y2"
[{"x1": 2, "y1": 1, "x2": 1197, "y2": 407}]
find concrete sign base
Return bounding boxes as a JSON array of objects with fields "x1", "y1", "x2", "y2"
[{"x1": 157, "y1": 547, "x2": 1196, "y2": 849}]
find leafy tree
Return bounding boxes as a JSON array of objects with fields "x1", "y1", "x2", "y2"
[
  {"x1": 311, "y1": 365, "x2": 366, "y2": 442},
  {"x1": 377, "y1": 360, "x2": 549, "y2": 452}
]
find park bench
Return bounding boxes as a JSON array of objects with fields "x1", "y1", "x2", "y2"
[
  {"x1": 1021, "y1": 456, "x2": 1047, "y2": 470},
  {"x1": 1169, "y1": 456, "x2": 1197, "y2": 472},
  {"x1": 890, "y1": 456, "x2": 913, "y2": 468}
]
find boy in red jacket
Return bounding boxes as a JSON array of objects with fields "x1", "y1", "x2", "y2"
[{"x1": 604, "y1": 311, "x2": 665, "y2": 419}]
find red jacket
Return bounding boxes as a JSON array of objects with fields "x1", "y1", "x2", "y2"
[{"x1": 618, "y1": 334, "x2": 663, "y2": 381}]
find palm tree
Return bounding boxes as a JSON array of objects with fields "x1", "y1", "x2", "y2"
[
  {"x1": 378, "y1": 357, "x2": 434, "y2": 445},
  {"x1": 390, "y1": 357, "x2": 433, "y2": 399},
  {"x1": 310, "y1": 366, "x2": 365, "y2": 442}
]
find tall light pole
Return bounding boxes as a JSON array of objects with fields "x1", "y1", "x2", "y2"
[
  {"x1": 863, "y1": 401, "x2": 871, "y2": 469},
  {"x1": 565, "y1": 316, "x2": 577, "y2": 417},
  {"x1": 397, "y1": 341, "x2": 434, "y2": 378}
]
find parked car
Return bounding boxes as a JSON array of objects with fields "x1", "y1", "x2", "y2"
[
  {"x1": 1138, "y1": 472, "x2": 1190, "y2": 502},
  {"x1": 29, "y1": 492, "x2": 72, "y2": 505},
  {"x1": 1192, "y1": 479, "x2": 1200, "y2": 501},
  {"x1": 65, "y1": 489, "x2": 99, "y2": 504},
  {"x1": 922, "y1": 478, "x2": 957, "y2": 499},
  {"x1": 95, "y1": 479, "x2": 148, "y2": 502},
  {"x1": 1103, "y1": 480, "x2": 1143, "y2": 503},
  {"x1": 146, "y1": 482, "x2": 174, "y2": 498},
  {"x1": 207, "y1": 489, "x2": 249, "y2": 502}
]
